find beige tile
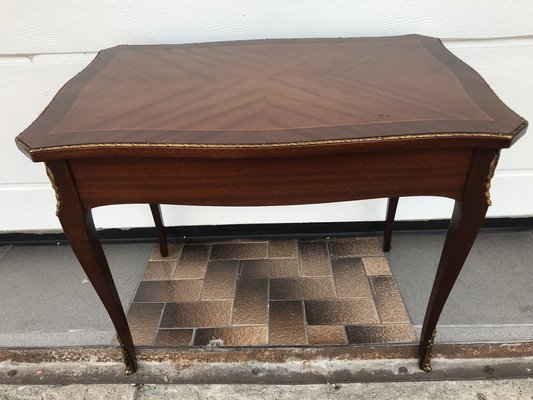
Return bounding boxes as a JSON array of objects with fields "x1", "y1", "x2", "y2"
[
  {"x1": 149, "y1": 242, "x2": 183, "y2": 261},
  {"x1": 269, "y1": 301, "x2": 307, "y2": 345},
  {"x1": 160, "y1": 301, "x2": 232, "y2": 328},
  {"x1": 299, "y1": 241, "x2": 332, "y2": 276},
  {"x1": 233, "y1": 279, "x2": 269, "y2": 325},
  {"x1": 328, "y1": 237, "x2": 384, "y2": 258},
  {"x1": 201, "y1": 260, "x2": 239, "y2": 300},
  {"x1": 240, "y1": 258, "x2": 300, "y2": 279},
  {"x1": 143, "y1": 261, "x2": 176, "y2": 280},
  {"x1": 370, "y1": 276, "x2": 411, "y2": 323},
  {"x1": 173, "y1": 244, "x2": 210, "y2": 279},
  {"x1": 133, "y1": 280, "x2": 202, "y2": 302},
  {"x1": 332, "y1": 258, "x2": 372, "y2": 298},
  {"x1": 126, "y1": 303, "x2": 163, "y2": 346},
  {"x1": 307, "y1": 325, "x2": 348, "y2": 345},
  {"x1": 270, "y1": 277, "x2": 336, "y2": 300},
  {"x1": 305, "y1": 299, "x2": 379, "y2": 325},
  {"x1": 346, "y1": 324, "x2": 416, "y2": 344},
  {"x1": 194, "y1": 326, "x2": 268, "y2": 346},
  {"x1": 211, "y1": 243, "x2": 268, "y2": 260},
  {"x1": 362, "y1": 257, "x2": 392, "y2": 276},
  {"x1": 269, "y1": 240, "x2": 298, "y2": 258},
  {"x1": 155, "y1": 329, "x2": 194, "y2": 346}
]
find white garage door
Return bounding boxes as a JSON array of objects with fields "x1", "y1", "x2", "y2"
[{"x1": 1, "y1": 1, "x2": 532, "y2": 231}]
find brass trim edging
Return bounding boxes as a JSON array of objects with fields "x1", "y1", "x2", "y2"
[
  {"x1": 485, "y1": 150, "x2": 501, "y2": 206},
  {"x1": 421, "y1": 329, "x2": 437, "y2": 373},
  {"x1": 15, "y1": 137, "x2": 31, "y2": 153},
  {"x1": 116, "y1": 335, "x2": 136, "y2": 375},
  {"x1": 24, "y1": 132, "x2": 513, "y2": 155},
  {"x1": 44, "y1": 163, "x2": 61, "y2": 216}
]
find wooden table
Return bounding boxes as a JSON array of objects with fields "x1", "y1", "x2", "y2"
[{"x1": 16, "y1": 35, "x2": 527, "y2": 374}]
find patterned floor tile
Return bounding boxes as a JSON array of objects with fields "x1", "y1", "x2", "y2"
[
  {"x1": 194, "y1": 326, "x2": 268, "y2": 346},
  {"x1": 362, "y1": 257, "x2": 392, "y2": 276},
  {"x1": 270, "y1": 277, "x2": 336, "y2": 300},
  {"x1": 143, "y1": 261, "x2": 176, "y2": 280},
  {"x1": 346, "y1": 324, "x2": 416, "y2": 344},
  {"x1": 127, "y1": 237, "x2": 415, "y2": 348},
  {"x1": 127, "y1": 303, "x2": 164, "y2": 345},
  {"x1": 149, "y1": 242, "x2": 183, "y2": 261},
  {"x1": 268, "y1": 239, "x2": 298, "y2": 258},
  {"x1": 240, "y1": 258, "x2": 299, "y2": 279},
  {"x1": 370, "y1": 276, "x2": 411, "y2": 323},
  {"x1": 328, "y1": 237, "x2": 384, "y2": 258},
  {"x1": 173, "y1": 244, "x2": 210, "y2": 279},
  {"x1": 299, "y1": 241, "x2": 332, "y2": 276},
  {"x1": 307, "y1": 325, "x2": 348, "y2": 345},
  {"x1": 134, "y1": 280, "x2": 202, "y2": 302},
  {"x1": 200, "y1": 260, "x2": 239, "y2": 300},
  {"x1": 210, "y1": 242, "x2": 268, "y2": 260},
  {"x1": 269, "y1": 300, "x2": 307, "y2": 345},
  {"x1": 232, "y1": 279, "x2": 269, "y2": 325},
  {"x1": 160, "y1": 301, "x2": 232, "y2": 328},
  {"x1": 305, "y1": 299, "x2": 379, "y2": 325},
  {"x1": 155, "y1": 329, "x2": 194, "y2": 346},
  {"x1": 331, "y1": 258, "x2": 372, "y2": 298}
]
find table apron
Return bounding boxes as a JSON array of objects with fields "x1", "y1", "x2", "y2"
[{"x1": 67, "y1": 147, "x2": 475, "y2": 209}]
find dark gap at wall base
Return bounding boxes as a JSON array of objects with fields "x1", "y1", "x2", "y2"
[{"x1": 2, "y1": 217, "x2": 533, "y2": 246}]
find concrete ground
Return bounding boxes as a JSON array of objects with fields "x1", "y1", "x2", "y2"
[
  {"x1": 0, "y1": 229, "x2": 531, "y2": 394},
  {"x1": 0, "y1": 378, "x2": 532, "y2": 399},
  {"x1": 0, "y1": 229, "x2": 531, "y2": 347},
  {"x1": 388, "y1": 230, "x2": 533, "y2": 342}
]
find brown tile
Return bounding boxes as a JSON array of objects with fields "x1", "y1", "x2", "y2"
[
  {"x1": 269, "y1": 240, "x2": 298, "y2": 258},
  {"x1": 370, "y1": 276, "x2": 410, "y2": 323},
  {"x1": 160, "y1": 301, "x2": 232, "y2": 328},
  {"x1": 173, "y1": 244, "x2": 210, "y2": 279},
  {"x1": 270, "y1": 278, "x2": 336, "y2": 300},
  {"x1": 154, "y1": 329, "x2": 194, "y2": 346},
  {"x1": 362, "y1": 257, "x2": 392, "y2": 276},
  {"x1": 269, "y1": 301, "x2": 307, "y2": 345},
  {"x1": 149, "y1": 242, "x2": 183, "y2": 261},
  {"x1": 233, "y1": 279, "x2": 268, "y2": 325},
  {"x1": 201, "y1": 260, "x2": 239, "y2": 300},
  {"x1": 346, "y1": 324, "x2": 416, "y2": 344},
  {"x1": 328, "y1": 237, "x2": 384, "y2": 258},
  {"x1": 209, "y1": 239, "x2": 242, "y2": 244},
  {"x1": 305, "y1": 299, "x2": 379, "y2": 325},
  {"x1": 299, "y1": 241, "x2": 332, "y2": 276},
  {"x1": 332, "y1": 258, "x2": 372, "y2": 298},
  {"x1": 307, "y1": 325, "x2": 348, "y2": 345},
  {"x1": 126, "y1": 303, "x2": 163, "y2": 345},
  {"x1": 210, "y1": 243, "x2": 268, "y2": 260},
  {"x1": 240, "y1": 258, "x2": 299, "y2": 279},
  {"x1": 194, "y1": 326, "x2": 268, "y2": 346},
  {"x1": 133, "y1": 280, "x2": 202, "y2": 302},
  {"x1": 143, "y1": 261, "x2": 176, "y2": 280}
]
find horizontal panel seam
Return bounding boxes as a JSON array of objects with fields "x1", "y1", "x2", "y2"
[{"x1": 3, "y1": 36, "x2": 533, "y2": 59}]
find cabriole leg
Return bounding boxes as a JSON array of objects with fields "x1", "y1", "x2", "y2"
[
  {"x1": 418, "y1": 149, "x2": 497, "y2": 371},
  {"x1": 46, "y1": 160, "x2": 137, "y2": 374}
]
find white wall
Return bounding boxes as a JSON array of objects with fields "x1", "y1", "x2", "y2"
[{"x1": 1, "y1": 1, "x2": 532, "y2": 231}]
